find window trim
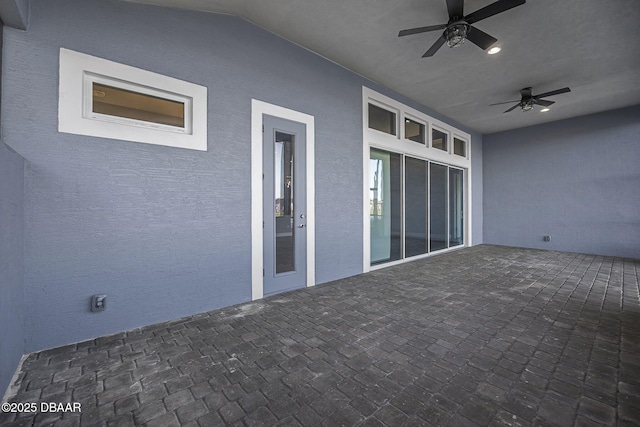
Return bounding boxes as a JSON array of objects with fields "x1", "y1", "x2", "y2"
[
  {"x1": 362, "y1": 86, "x2": 472, "y2": 272},
  {"x1": 58, "y1": 48, "x2": 207, "y2": 151}
]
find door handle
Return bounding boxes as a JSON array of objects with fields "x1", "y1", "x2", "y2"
[{"x1": 298, "y1": 224, "x2": 306, "y2": 228}]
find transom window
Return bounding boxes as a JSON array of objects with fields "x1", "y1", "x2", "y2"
[
  {"x1": 432, "y1": 128, "x2": 448, "y2": 151},
  {"x1": 92, "y1": 83, "x2": 185, "y2": 128},
  {"x1": 454, "y1": 137, "x2": 467, "y2": 157},
  {"x1": 368, "y1": 103, "x2": 397, "y2": 135},
  {"x1": 405, "y1": 118, "x2": 425, "y2": 144},
  {"x1": 86, "y1": 75, "x2": 190, "y2": 132}
]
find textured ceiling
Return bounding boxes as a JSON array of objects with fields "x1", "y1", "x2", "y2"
[{"x1": 129, "y1": 0, "x2": 640, "y2": 134}]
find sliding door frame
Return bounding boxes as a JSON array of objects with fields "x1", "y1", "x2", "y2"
[{"x1": 362, "y1": 87, "x2": 472, "y2": 272}]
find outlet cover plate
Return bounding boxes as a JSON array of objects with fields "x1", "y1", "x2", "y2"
[{"x1": 91, "y1": 294, "x2": 107, "y2": 312}]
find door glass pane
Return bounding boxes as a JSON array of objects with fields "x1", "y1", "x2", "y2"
[
  {"x1": 432, "y1": 128, "x2": 448, "y2": 151},
  {"x1": 275, "y1": 132, "x2": 294, "y2": 273},
  {"x1": 405, "y1": 118, "x2": 425, "y2": 144},
  {"x1": 405, "y1": 157, "x2": 428, "y2": 257},
  {"x1": 368, "y1": 104, "x2": 396, "y2": 135},
  {"x1": 370, "y1": 148, "x2": 402, "y2": 265},
  {"x1": 430, "y1": 163, "x2": 448, "y2": 251},
  {"x1": 92, "y1": 83, "x2": 185, "y2": 128},
  {"x1": 449, "y1": 168, "x2": 464, "y2": 247}
]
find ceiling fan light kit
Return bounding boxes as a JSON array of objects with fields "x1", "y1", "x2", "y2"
[{"x1": 445, "y1": 23, "x2": 469, "y2": 48}]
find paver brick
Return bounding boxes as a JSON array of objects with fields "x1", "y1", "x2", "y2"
[
  {"x1": 114, "y1": 394, "x2": 140, "y2": 415},
  {"x1": 536, "y1": 397, "x2": 576, "y2": 427},
  {"x1": 501, "y1": 389, "x2": 539, "y2": 422},
  {"x1": 132, "y1": 399, "x2": 166, "y2": 424},
  {"x1": 218, "y1": 401, "x2": 245, "y2": 424},
  {"x1": 577, "y1": 397, "x2": 616, "y2": 425},
  {"x1": 164, "y1": 389, "x2": 194, "y2": 411},
  {"x1": 175, "y1": 399, "x2": 208, "y2": 424},
  {"x1": 373, "y1": 403, "x2": 408, "y2": 425},
  {"x1": 244, "y1": 406, "x2": 278, "y2": 427},
  {"x1": 146, "y1": 411, "x2": 180, "y2": 427},
  {"x1": 238, "y1": 390, "x2": 268, "y2": 413}
]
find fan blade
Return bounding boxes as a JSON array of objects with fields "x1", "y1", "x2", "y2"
[
  {"x1": 504, "y1": 103, "x2": 521, "y2": 113},
  {"x1": 535, "y1": 99, "x2": 555, "y2": 107},
  {"x1": 466, "y1": 26, "x2": 497, "y2": 50},
  {"x1": 399, "y1": 24, "x2": 447, "y2": 37},
  {"x1": 534, "y1": 87, "x2": 571, "y2": 99},
  {"x1": 466, "y1": 0, "x2": 526, "y2": 24},
  {"x1": 489, "y1": 99, "x2": 520, "y2": 106},
  {"x1": 446, "y1": 0, "x2": 464, "y2": 19},
  {"x1": 422, "y1": 36, "x2": 446, "y2": 57}
]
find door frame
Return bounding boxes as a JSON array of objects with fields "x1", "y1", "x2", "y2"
[{"x1": 251, "y1": 99, "x2": 315, "y2": 300}]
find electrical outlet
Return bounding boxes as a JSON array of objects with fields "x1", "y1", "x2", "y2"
[
  {"x1": 543, "y1": 236, "x2": 551, "y2": 242},
  {"x1": 91, "y1": 294, "x2": 107, "y2": 312}
]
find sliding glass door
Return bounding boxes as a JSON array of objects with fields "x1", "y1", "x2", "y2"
[
  {"x1": 405, "y1": 157, "x2": 428, "y2": 257},
  {"x1": 449, "y1": 168, "x2": 464, "y2": 247},
  {"x1": 430, "y1": 163, "x2": 448, "y2": 251},
  {"x1": 370, "y1": 149, "x2": 465, "y2": 266},
  {"x1": 370, "y1": 149, "x2": 402, "y2": 265}
]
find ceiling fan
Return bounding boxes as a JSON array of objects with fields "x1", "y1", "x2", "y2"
[
  {"x1": 490, "y1": 87, "x2": 571, "y2": 112},
  {"x1": 398, "y1": 0, "x2": 526, "y2": 57}
]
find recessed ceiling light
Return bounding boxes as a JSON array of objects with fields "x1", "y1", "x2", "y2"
[
  {"x1": 487, "y1": 46, "x2": 501, "y2": 55},
  {"x1": 540, "y1": 108, "x2": 550, "y2": 112}
]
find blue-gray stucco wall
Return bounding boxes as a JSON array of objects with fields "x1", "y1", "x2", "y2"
[
  {"x1": 2, "y1": 0, "x2": 481, "y2": 353},
  {"x1": 483, "y1": 105, "x2": 640, "y2": 258},
  {"x1": 0, "y1": 142, "x2": 25, "y2": 395}
]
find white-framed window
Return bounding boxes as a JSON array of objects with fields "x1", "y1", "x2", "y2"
[
  {"x1": 431, "y1": 125, "x2": 449, "y2": 152},
  {"x1": 453, "y1": 135, "x2": 468, "y2": 158},
  {"x1": 362, "y1": 87, "x2": 472, "y2": 272},
  {"x1": 367, "y1": 101, "x2": 399, "y2": 137},
  {"x1": 404, "y1": 115, "x2": 427, "y2": 145},
  {"x1": 58, "y1": 48, "x2": 207, "y2": 151}
]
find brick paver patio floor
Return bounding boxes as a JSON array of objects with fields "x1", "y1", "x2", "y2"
[{"x1": 2, "y1": 245, "x2": 639, "y2": 426}]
